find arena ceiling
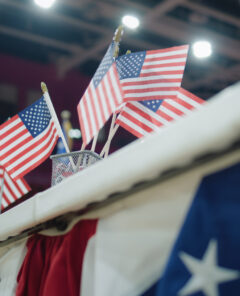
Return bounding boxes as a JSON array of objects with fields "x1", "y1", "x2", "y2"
[{"x1": 0, "y1": 0, "x2": 240, "y2": 99}]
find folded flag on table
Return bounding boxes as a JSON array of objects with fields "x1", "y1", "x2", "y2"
[
  {"x1": 77, "y1": 39, "x2": 123, "y2": 145},
  {"x1": 0, "y1": 96, "x2": 59, "y2": 180},
  {"x1": 142, "y1": 162, "x2": 240, "y2": 296},
  {"x1": 116, "y1": 87, "x2": 205, "y2": 138},
  {"x1": 0, "y1": 166, "x2": 31, "y2": 211},
  {"x1": 116, "y1": 45, "x2": 189, "y2": 102}
]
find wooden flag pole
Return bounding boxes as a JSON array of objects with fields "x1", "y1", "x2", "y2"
[
  {"x1": 100, "y1": 123, "x2": 119, "y2": 157},
  {"x1": 41, "y1": 82, "x2": 76, "y2": 170},
  {"x1": 101, "y1": 49, "x2": 131, "y2": 158},
  {"x1": 41, "y1": 82, "x2": 71, "y2": 154},
  {"x1": 91, "y1": 134, "x2": 98, "y2": 152}
]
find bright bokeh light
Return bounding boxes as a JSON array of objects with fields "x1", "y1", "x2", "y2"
[
  {"x1": 193, "y1": 41, "x2": 212, "y2": 58},
  {"x1": 34, "y1": 0, "x2": 56, "y2": 9},
  {"x1": 68, "y1": 129, "x2": 81, "y2": 139},
  {"x1": 122, "y1": 15, "x2": 140, "y2": 29}
]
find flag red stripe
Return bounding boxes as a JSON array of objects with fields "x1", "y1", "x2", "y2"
[
  {"x1": 116, "y1": 119, "x2": 144, "y2": 138},
  {"x1": 77, "y1": 104, "x2": 88, "y2": 147},
  {"x1": 156, "y1": 109, "x2": 174, "y2": 121},
  {"x1": 120, "y1": 110, "x2": 153, "y2": 133},
  {"x1": 174, "y1": 98, "x2": 194, "y2": 110},
  {"x1": 0, "y1": 115, "x2": 19, "y2": 130},
  {"x1": 128, "y1": 104, "x2": 163, "y2": 127},
  {"x1": 145, "y1": 54, "x2": 188, "y2": 63},
  {"x1": 178, "y1": 87, "x2": 205, "y2": 104},
  {"x1": 161, "y1": 101, "x2": 184, "y2": 116},
  {"x1": 11, "y1": 131, "x2": 58, "y2": 179},
  {"x1": 2, "y1": 122, "x2": 55, "y2": 168},
  {"x1": 140, "y1": 71, "x2": 184, "y2": 77},
  {"x1": 124, "y1": 95, "x2": 177, "y2": 102},
  {"x1": 1, "y1": 128, "x2": 30, "y2": 151},
  {"x1": 82, "y1": 94, "x2": 94, "y2": 141},
  {"x1": 0, "y1": 121, "x2": 24, "y2": 141},
  {"x1": 147, "y1": 45, "x2": 188, "y2": 55},
  {"x1": 106, "y1": 70, "x2": 118, "y2": 107},
  {"x1": 123, "y1": 87, "x2": 179, "y2": 94},
  {"x1": 88, "y1": 86, "x2": 101, "y2": 131},
  {"x1": 142, "y1": 62, "x2": 186, "y2": 70},
  {"x1": 121, "y1": 78, "x2": 182, "y2": 87},
  {"x1": 95, "y1": 87, "x2": 107, "y2": 122}
]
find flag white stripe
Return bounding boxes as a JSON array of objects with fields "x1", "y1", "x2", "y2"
[
  {"x1": 0, "y1": 117, "x2": 21, "y2": 135},
  {"x1": 0, "y1": 124, "x2": 27, "y2": 146},
  {"x1": 103, "y1": 75, "x2": 116, "y2": 111},
  {"x1": 79, "y1": 100, "x2": 91, "y2": 145},
  {"x1": 3, "y1": 186, "x2": 16, "y2": 203},
  {"x1": 85, "y1": 90, "x2": 98, "y2": 135},
  {"x1": 124, "y1": 91, "x2": 177, "y2": 98},
  {"x1": 90, "y1": 83, "x2": 104, "y2": 128},
  {"x1": 124, "y1": 105, "x2": 160, "y2": 132},
  {"x1": 160, "y1": 104, "x2": 182, "y2": 121},
  {"x1": 110, "y1": 67, "x2": 122, "y2": 105},
  {"x1": 1, "y1": 119, "x2": 54, "y2": 165},
  {"x1": 132, "y1": 102, "x2": 166, "y2": 123},
  {"x1": 6, "y1": 122, "x2": 56, "y2": 171},
  {"x1": 141, "y1": 66, "x2": 185, "y2": 74},
  {"x1": 123, "y1": 82, "x2": 180, "y2": 90},
  {"x1": 11, "y1": 132, "x2": 58, "y2": 178},
  {"x1": 0, "y1": 131, "x2": 31, "y2": 158},
  {"x1": 146, "y1": 48, "x2": 188, "y2": 59},
  {"x1": 167, "y1": 100, "x2": 193, "y2": 115},
  {"x1": 1, "y1": 197, "x2": 8, "y2": 208},
  {"x1": 4, "y1": 173, "x2": 21, "y2": 197},
  {"x1": 177, "y1": 92, "x2": 204, "y2": 109},
  {"x1": 98, "y1": 84, "x2": 109, "y2": 121},
  {"x1": 143, "y1": 58, "x2": 187, "y2": 66},
  {"x1": 121, "y1": 74, "x2": 183, "y2": 83},
  {"x1": 16, "y1": 179, "x2": 28, "y2": 194},
  {"x1": 117, "y1": 116, "x2": 147, "y2": 137}
]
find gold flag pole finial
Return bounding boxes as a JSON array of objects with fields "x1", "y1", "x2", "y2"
[
  {"x1": 113, "y1": 25, "x2": 124, "y2": 58},
  {"x1": 41, "y1": 82, "x2": 48, "y2": 94}
]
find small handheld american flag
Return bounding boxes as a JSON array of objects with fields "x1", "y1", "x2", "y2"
[
  {"x1": 0, "y1": 166, "x2": 31, "y2": 211},
  {"x1": 116, "y1": 88, "x2": 205, "y2": 138},
  {"x1": 0, "y1": 96, "x2": 59, "y2": 180},
  {"x1": 116, "y1": 45, "x2": 189, "y2": 102}
]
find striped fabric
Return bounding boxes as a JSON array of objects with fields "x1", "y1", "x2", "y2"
[
  {"x1": 116, "y1": 88, "x2": 205, "y2": 138},
  {"x1": 0, "y1": 96, "x2": 59, "y2": 180},
  {"x1": 0, "y1": 166, "x2": 31, "y2": 210},
  {"x1": 77, "y1": 42, "x2": 123, "y2": 145},
  {"x1": 116, "y1": 45, "x2": 189, "y2": 102}
]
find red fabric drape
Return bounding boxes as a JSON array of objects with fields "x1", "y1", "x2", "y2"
[{"x1": 16, "y1": 219, "x2": 98, "y2": 296}]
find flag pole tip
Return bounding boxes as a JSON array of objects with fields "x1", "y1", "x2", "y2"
[
  {"x1": 114, "y1": 25, "x2": 123, "y2": 42},
  {"x1": 41, "y1": 82, "x2": 48, "y2": 94}
]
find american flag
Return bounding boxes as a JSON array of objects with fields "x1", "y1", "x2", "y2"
[
  {"x1": 77, "y1": 42, "x2": 123, "y2": 145},
  {"x1": 0, "y1": 166, "x2": 31, "y2": 211},
  {"x1": 0, "y1": 96, "x2": 59, "y2": 180},
  {"x1": 116, "y1": 87, "x2": 205, "y2": 138},
  {"x1": 116, "y1": 45, "x2": 189, "y2": 102}
]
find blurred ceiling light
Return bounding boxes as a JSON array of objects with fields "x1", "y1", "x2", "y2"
[
  {"x1": 34, "y1": 0, "x2": 56, "y2": 9},
  {"x1": 193, "y1": 41, "x2": 212, "y2": 58},
  {"x1": 122, "y1": 15, "x2": 139, "y2": 29}
]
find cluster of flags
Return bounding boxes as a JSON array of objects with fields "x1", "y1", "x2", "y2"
[{"x1": 0, "y1": 27, "x2": 207, "y2": 210}]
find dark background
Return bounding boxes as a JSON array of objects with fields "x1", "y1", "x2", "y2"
[{"x1": 0, "y1": 0, "x2": 239, "y2": 205}]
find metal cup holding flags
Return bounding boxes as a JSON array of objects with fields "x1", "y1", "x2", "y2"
[{"x1": 50, "y1": 150, "x2": 102, "y2": 186}]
